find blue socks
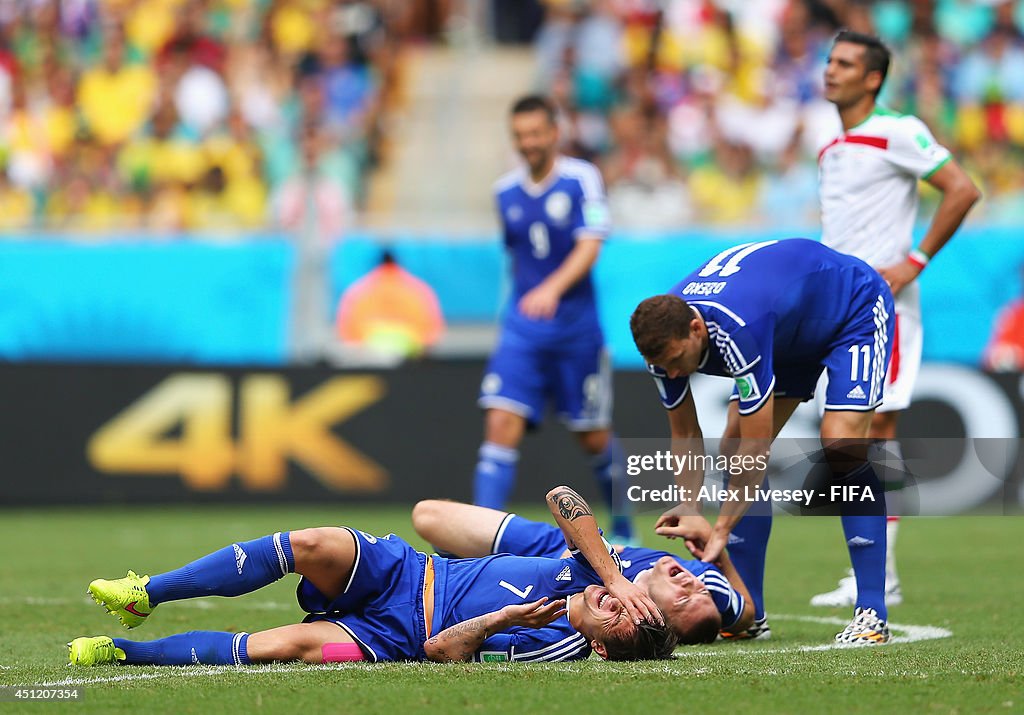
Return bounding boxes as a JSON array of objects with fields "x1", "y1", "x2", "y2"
[
  {"x1": 591, "y1": 435, "x2": 633, "y2": 540},
  {"x1": 473, "y1": 436, "x2": 634, "y2": 541},
  {"x1": 147, "y1": 532, "x2": 294, "y2": 606},
  {"x1": 473, "y1": 442, "x2": 519, "y2": 509},
  {"x1": 725, "y1": 478, "x2": 773, "y2": 620},
  {"x1": 114, "y1": 632, "x2": 250, "y2": 666},
  {"x1": 839, "y1": 463, "x2": 888, "y2": 619}
]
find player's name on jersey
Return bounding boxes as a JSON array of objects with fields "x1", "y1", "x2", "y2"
[
  {"x1": 627, "y1": 484, "x2": 876, "y2": 505},
  {"x1": 681, "y1": 281, "x2": 727, "y2": 296}
]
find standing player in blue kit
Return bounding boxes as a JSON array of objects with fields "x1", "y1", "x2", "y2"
[
  {"x1": 630, "y1": 238, "x2": 895, "y2": 645},
  {"x1": 475, "y1": 94, "x2": 633, "y2": 542}
]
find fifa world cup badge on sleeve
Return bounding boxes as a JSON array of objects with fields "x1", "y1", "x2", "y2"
[{"x1": 736, "y1": 374, "x2": 761, "y2": 402}]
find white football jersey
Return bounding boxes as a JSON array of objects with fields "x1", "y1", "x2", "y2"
[{"x1": 818, "y1": 107, "x2": 951, "y2": 269}]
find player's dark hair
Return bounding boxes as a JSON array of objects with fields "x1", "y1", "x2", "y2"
[
  {"x1": 674, "y1": 606, "x2": 722, "y2": 646},
  {"x1": 630, "y1": 295, "x2": 695, "y2": 361},
  {"x1": 510, "y1": 94, "x2": 557, "y2": 125},
  {"x1": 833, "y1": 29, "x2": 891, "y2": 95},
  {"x1": 602, "y1": 617, "x2": 678, "y2": 661}
]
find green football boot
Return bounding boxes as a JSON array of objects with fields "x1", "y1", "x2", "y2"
[
  {"x1": 68, "y1": 636, "x2": 126, "y2": 666},
  {"x1": 88, "y1": 570, "x2": 155, "y2": 629}
]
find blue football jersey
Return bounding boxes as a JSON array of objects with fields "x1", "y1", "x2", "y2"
[
  {"x1": 617, "y1": 548, "x2": 745, "y2": 630},
  {"x1": 433, "y1": 545, "x2": 620, "y2": 662},
  {"x1": 494, "y1": 157, "x2": 609, "y2": 341},
  {"x1": 493, "y1": 515, "x2": 746, "y2": 630},
  {"x1": 649, "y1": 238, "x2": 892, "y2": 414}
]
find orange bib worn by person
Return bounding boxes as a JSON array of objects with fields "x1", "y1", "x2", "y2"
[{"x1": 335, "y1": 250, "x2": 445, "y2": 358}]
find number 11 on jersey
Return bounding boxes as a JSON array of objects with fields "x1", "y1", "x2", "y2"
[{"x1": 848, "y1": 344, "x2": 871, "y2": 382}]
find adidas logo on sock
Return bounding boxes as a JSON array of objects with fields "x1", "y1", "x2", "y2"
[
  {"x1": 847, "y1": 536, "x2": 875, "y2": 547},
  {"x1": 846, "y1": 385, "x2": 867, "y2": 400},
  {"x1": 727, "y1": 533, "x2": 745, "y2": 545},
  {"x1": 233, "y1": 544, "x2": 248, "y2": 574},
  {"x1": 555, "y1": 565, "x2": 572, "y2": 582}
]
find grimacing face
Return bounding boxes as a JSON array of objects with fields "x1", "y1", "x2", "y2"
[
  {"x1": 645, "y1": 556, "x2": 716, "y2": 631},
  {"x1": 571, "y1": 584, "x2": 638, "y2": 651},
  {"x1": 510, "y1": 108, "x2": 558, "y2": 176}
]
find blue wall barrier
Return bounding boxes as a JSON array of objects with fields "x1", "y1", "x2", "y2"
[
  {"x1": 0, "y1": 239, "x2": 292, "y2": 364},
  {"x1": 0, "y1": 227, "x2": 1018, "y2": 366}
]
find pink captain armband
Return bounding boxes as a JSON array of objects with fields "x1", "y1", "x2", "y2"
[{"x1": 322, "y1": 643, "x2": 365, "y2": 662}]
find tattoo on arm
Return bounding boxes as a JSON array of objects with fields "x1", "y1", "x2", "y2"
[
  {"x1": 425, "y1": 613, "x2": 496, "y2": 663},
  {"x1": 549, "y1": 487, "x2": 593, "y2": 521}
]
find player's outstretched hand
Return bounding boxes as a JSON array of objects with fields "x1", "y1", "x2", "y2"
[
  {"x1": 501, "y1": 597, "x2": 567, "y2": 629},
  {"x1": 878, "y1": 260, "x2": 921, "y2": 297},
  {"x1": 655, "y1": 514, "x2": 712, "y2": 558},
  {"x1": 608, "y1": 576, "x2": 664, "y2": 626},
  {"x1": 518, "y1": 284, "x2": 561, "y2": 319}
]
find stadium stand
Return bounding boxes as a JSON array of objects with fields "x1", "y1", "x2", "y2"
[
  {"x1": 0, "y1": 0, "x2": 1020, "y2": 232},
  {"x1": 0, "y1": 0, "x2": 423, "y2": 233},
  {"x1": 534, "y1": 0, "x2": 1024, "y2": 227}
]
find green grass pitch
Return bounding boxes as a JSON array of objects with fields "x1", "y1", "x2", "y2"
[{"x1": 0, "y1": 505, "x2": 1021, "y2": 714}]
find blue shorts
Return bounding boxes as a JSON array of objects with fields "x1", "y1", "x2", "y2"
[
  {"x1": 492, "y1": 514, "x2": 566, "y2": 558},
  {"x1": 729, "y1": 290, "x2": 895, "y2": 411},
  {"x1": 479, "y1": 328, "x2": 612, "y2": 430},
  {"x1": 297, "y1": 528, "x2": 429, "y2": 662}
]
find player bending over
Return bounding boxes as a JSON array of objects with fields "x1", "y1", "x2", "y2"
[
  {"x1": 633, "y1": 238, "x2": 895, "y2": 645},
  {"x1": 68, "y1": 487, "x2": 675, "y2": 666},
  {"x1": 412, "y1": 499, "x2": 754, "y2": 644}
]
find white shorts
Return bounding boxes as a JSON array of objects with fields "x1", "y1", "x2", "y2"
[{"x1": 876, "y1": 280, "x2": 922, "y2": 413}]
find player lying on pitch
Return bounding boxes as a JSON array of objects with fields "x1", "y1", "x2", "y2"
[
  {"x1": 68, "y1": 486, "x2": 676, "y2": 666},
  {"x1": 412, "y1": 500, "x2": 753, "y2": 644}
]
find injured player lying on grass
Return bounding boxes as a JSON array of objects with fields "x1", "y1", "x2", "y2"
[
  {"x1": 413, "y1": 500, "x2": 756, "y2": 644},
  {"x1": 68, "y1": 486, "x2": 676, "y2": 666}
]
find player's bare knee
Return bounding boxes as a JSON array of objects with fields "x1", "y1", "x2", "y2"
[
  {"x1": 576, "y1": 429, "x2": 609, "y2": 455},
  {"x1": 412, "y1": 500, "x2": 442, "y2": 537},
  {"x1": 290, "y1": 527, "x2": 347, "y2": 565},
  {"x1": 297, "y1": 640, "x2": 325, "y2": 664},
  {"x1": 277, "y1": 636, "x2": 322, "y2": 664},
  {"x1": 484, "y1": 409, "x2": 524, "y2": 447},
  {"x1": 869, "y1": 411, "x2": 898, "y2": 440},
  {"x1": 267, "y1": 641, "x2": 303, "y2": 663},
  {"x1": 248, "y1": 628, "x2": 306, "y2": 664}
]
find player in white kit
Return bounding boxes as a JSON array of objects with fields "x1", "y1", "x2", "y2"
[{"x1": 812, "y1": 30, "x2": 981, "y2": 607}]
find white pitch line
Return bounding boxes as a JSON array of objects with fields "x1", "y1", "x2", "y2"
[
  {"x1": 671, "y1": 614, "x2": 952, "y2": 657},
  {"x1": 175, "y1": 600, "x2": 292, "y2": 611},
  {"x1": 36, "y1": 664, "x2": 344, "y2": 687},
  {"x1": 32, "y1": 614, "x2": 952, "y2": 686}
]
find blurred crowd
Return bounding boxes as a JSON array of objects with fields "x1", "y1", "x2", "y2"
[
  {"x1": 536, "y1": 0, "x2": 1024, "y2": 227},
  {"x1": 0, "y1": 0, "x2": 453, "y2": 234},
  {"x1": 3, "y1": 0, "x2": 1023, "y2": 234}
]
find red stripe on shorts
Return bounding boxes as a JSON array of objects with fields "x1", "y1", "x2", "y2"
[{"x1": 887, "y1": 314, "x2": 900, "y2": 385}]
